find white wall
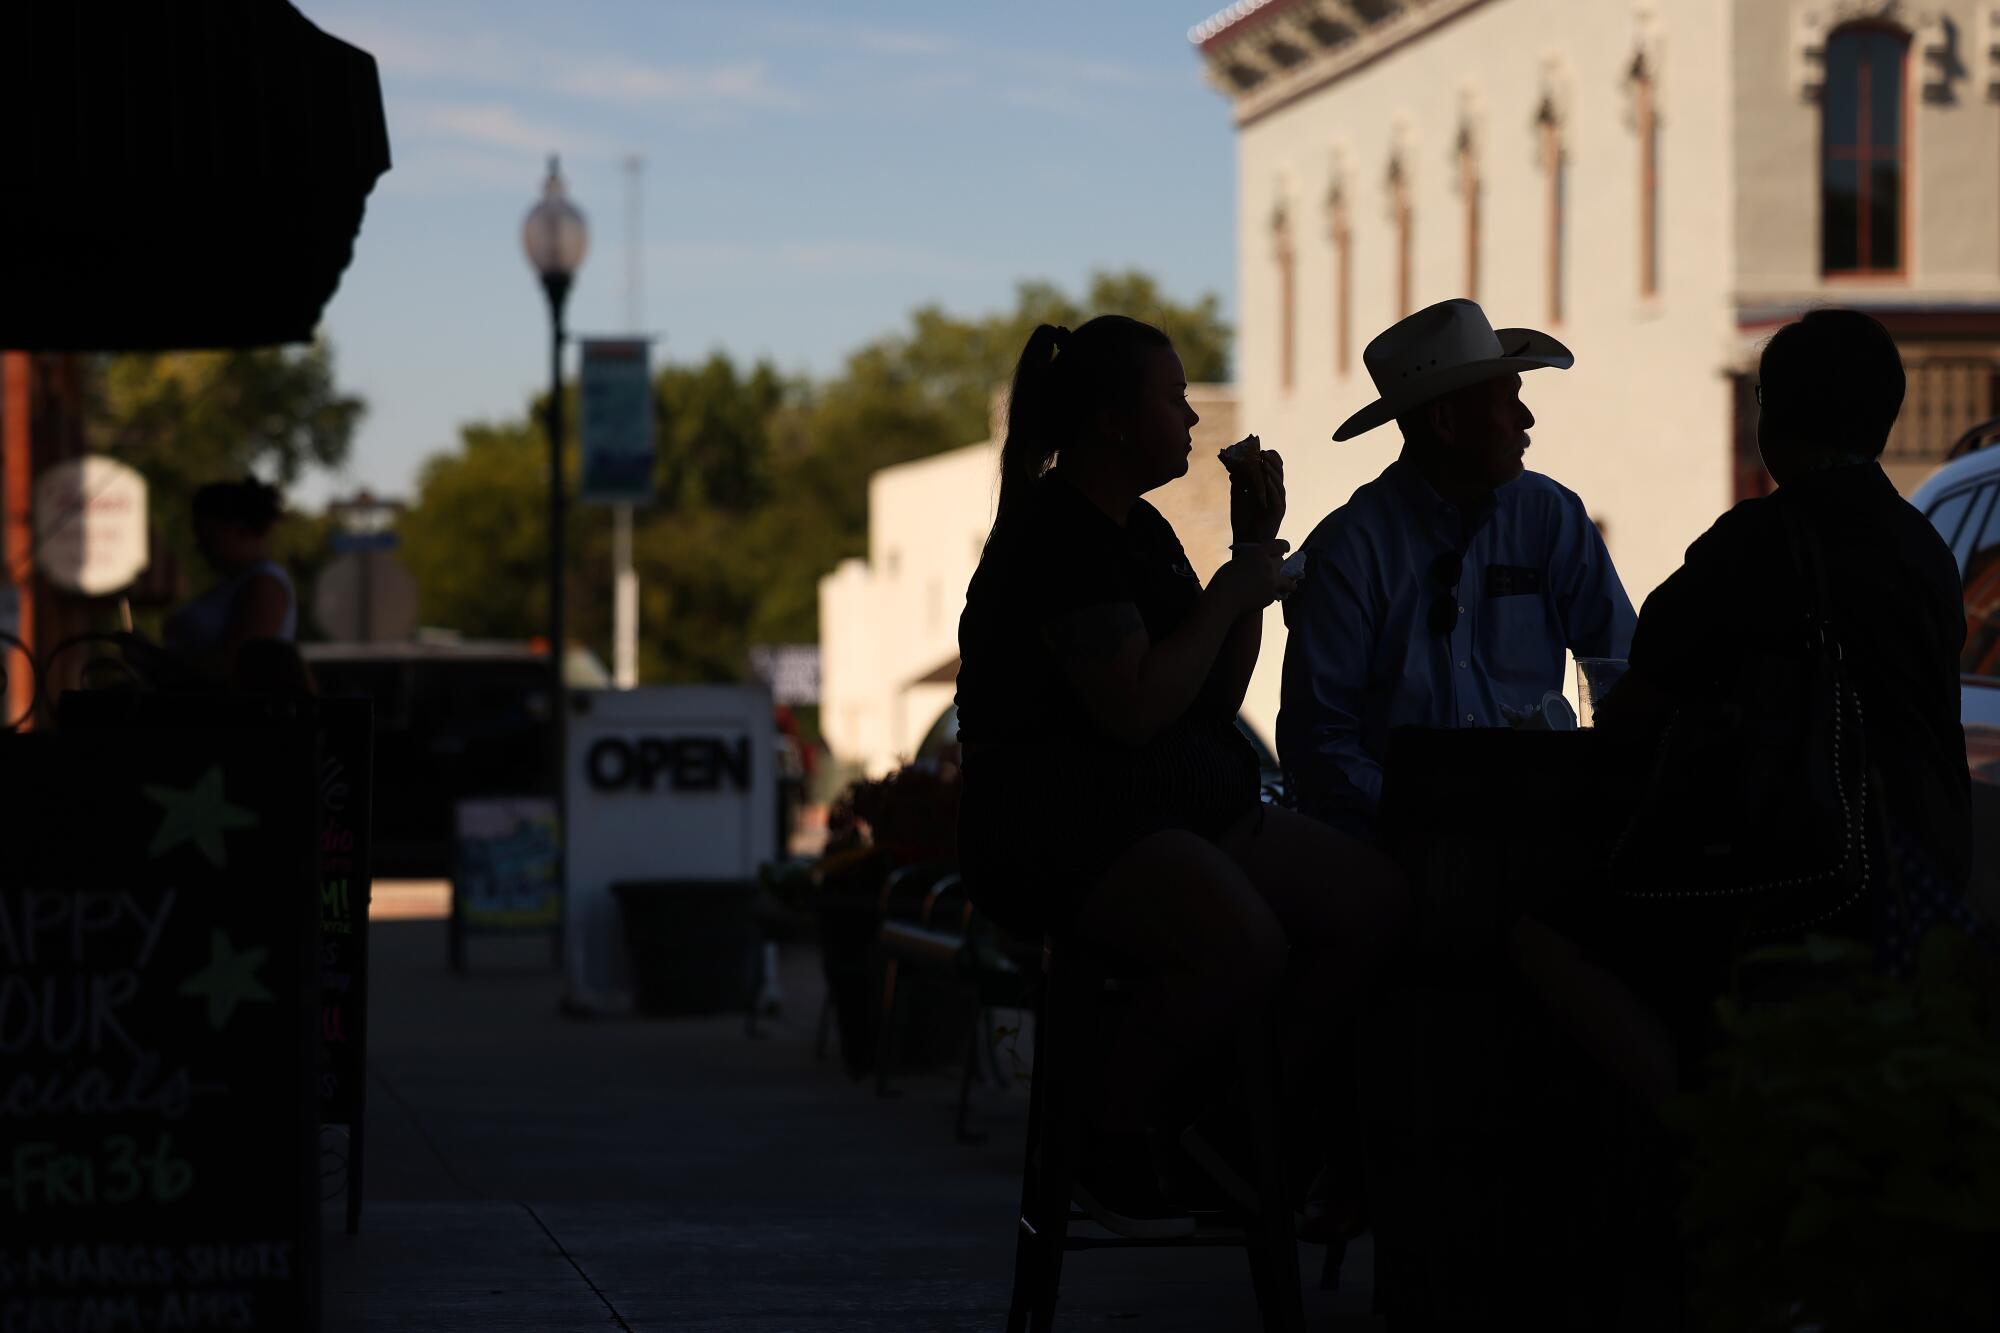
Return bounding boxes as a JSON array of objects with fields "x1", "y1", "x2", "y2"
[
  {"x1": 817, "y1": 556, "x2": 881, "y2": 773},
  {"x1": 819, "y1": 441, "x2": 999, "y2": 776}
]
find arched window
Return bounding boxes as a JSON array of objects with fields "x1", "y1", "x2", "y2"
[
  {"x1": 1272, "y1": 201, "x2": 1296, "y2": 394},
  {"x1": 1631, "y1": 52, "x2": 1660, "y2": 297},
  {"x1": 1456, "y1": 123, "x2": 1481, "y2": 301},
  {"x1": 1821, "y1": 24, "x2": 1909, "y2": 276},
  {"x1": 1326, "y1": 180, "x2": 1352, "y2": 377},
  {"x1": 1388, "y1": 153, "x2": 1413, "y2": 318},
  {"x1": 1536, "y1": 96, "x2": 1567, "y2": 324}
]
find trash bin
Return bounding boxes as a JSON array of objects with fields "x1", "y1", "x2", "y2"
[{"x1": 611, "y1": 879, "x2": 758, "y2": 1016}]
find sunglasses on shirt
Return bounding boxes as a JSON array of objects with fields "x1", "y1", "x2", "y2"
[{"x1": 1428, "y1": 549, "x2": 1463, "y2": 636}]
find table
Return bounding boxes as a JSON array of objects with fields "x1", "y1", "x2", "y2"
[{"x1": 1361, "y1": 727, "x2": 1651, "y2": 1328}]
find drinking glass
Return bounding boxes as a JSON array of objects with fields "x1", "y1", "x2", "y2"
[{"x1": 1574, "y1": 657, "x2": 1631, "y2": 728}]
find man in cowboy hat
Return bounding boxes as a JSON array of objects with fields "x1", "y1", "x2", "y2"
[{"x1": 1276, "y1": 298, "x2": 1636, "y2": 838}]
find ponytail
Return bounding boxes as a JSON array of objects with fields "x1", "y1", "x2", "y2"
[
  {"x1": 998, "y1": 324, "x2": 1069, "y2": 518},
  {"x1": 994, "y1": 314, "x2": 1171, "y2": 520}
]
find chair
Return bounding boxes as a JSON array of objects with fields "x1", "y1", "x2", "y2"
[
  {"x1": 869, "y1": 866, "x2": 1039, "y2": 1140},
  {"x1": 948, "y1": 915, "x2": 1038, "y2": 1143},
  {"x1": 872, "y1": 865, "x2": 965, "y2": 1097},
  {"x1": 1005, "y1": 939, "x2": 1305, "y2": 1333}
]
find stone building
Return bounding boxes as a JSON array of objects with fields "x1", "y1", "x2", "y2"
[
  {"x1": 819, "y1": 0, "x2": 2000, "y2": 770},
  {"x1": 1196, "y1": 0, "x2": 2000, "y2": 737}
]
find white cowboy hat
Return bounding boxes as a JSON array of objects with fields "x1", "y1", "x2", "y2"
[{"x1": 1332, "y1": 298, "x2": 1572, "y2": 441}]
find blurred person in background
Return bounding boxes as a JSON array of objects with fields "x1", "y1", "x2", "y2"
[{"x1": 160, "y1": 476, "x2": 297, "y2": 679}]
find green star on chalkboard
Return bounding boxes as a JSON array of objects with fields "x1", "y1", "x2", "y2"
[
  {"x1": 143, "y1": 766, "x2": 258, "y2": 868},
  {"x1": 178, "y1": 930, "x2": 274, "y2": 1030}
]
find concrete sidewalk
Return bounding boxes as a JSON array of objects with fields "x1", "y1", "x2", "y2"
[{"x1": 321, "y1": 912, "x2": 1385, "y2": 1331}]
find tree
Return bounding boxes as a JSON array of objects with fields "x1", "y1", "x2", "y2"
[
  {"x1": 399, "y1": 358, "x2": 796, "y2": 679},
  {"x1": 398, "y1": 270, "x2": 1231, "y2": 679},
  {"x1": 745, "y1": 269, "x2": 1231, "y2": 647},
  {"x1": 859, "y1": 269, "x2": 1231, "y2": 452},
  {"x1": 654, "y1": 353, "x2": 788, "y2": 513},
  {"x1": 398, "y1": 418, "x2": 553, "y2": 642},
  {"x1": 92, "y1": 340, "x2": 366, "y2": 613}
]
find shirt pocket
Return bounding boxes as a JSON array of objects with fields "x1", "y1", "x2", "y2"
[{"x1": 1474, "y1": 589, "x2": 1563, "y2": 689}]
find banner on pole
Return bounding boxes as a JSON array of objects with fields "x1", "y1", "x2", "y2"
[{"x1": 580, "y1": 338, "x2": 654, "y2": 505}]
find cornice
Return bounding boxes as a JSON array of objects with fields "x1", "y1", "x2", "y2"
[{"x1": 1190, "y1": 0, "x2": 1498, "y2": 128}]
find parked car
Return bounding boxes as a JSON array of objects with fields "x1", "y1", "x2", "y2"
[
  {"x1": 1909, "y1": 420, "x2": 2000, "y2": 735},
  {"x1": 1906, "y1": 418, "x2": 2000, "y2": 917}
]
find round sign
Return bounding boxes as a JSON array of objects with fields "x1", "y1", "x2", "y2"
[{"x1": 33, "y1": 456, "x2": 149, "y2": 595}]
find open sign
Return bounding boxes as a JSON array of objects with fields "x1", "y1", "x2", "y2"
[
  {"x1": 565, "y1": 687, "x2": 777, "y2": 1014},
  {"x1": 584, "y1": 736, "x2": 751, "y2": 793}
]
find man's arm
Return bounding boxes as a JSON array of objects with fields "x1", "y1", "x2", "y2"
[
  {"x1": 1555, "y1": 498, "x2": 1638, "y2": 659},
  {"x1": 1279, "y1": 544, "x2": 1385, "y2": 814}
]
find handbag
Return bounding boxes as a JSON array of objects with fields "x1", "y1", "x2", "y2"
[{"x1": 1607, "y1": 500, "x2": 1873, "y2": 937}]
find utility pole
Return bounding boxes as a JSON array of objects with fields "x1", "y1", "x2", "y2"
[{"x1": 612, "y1": 153, "x2": 643, "y2": 689}]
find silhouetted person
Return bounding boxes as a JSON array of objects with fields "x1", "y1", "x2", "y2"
[
  {"x1": 1516, "y1": 308, "x2": 1976, "y2": 1111},
  {"x1": 1278, "y1": 299, "x2": 1635, "y2": 841},
  {"x1": 955, "y1": 315, "x2": 1406, "y2": 1237},
  {"x1": 162, "y1": 476, "x2": 297, "y2": 680}
]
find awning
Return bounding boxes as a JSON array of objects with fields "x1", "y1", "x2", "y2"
[{"x1": 0, "y1": 1, "x2": 391, "y2": 350}]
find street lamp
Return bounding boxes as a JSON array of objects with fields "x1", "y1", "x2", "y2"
[{"x1": 523, "y1": 154, "x2": 587, "y2": 920}]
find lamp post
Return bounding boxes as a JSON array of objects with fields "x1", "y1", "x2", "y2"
[{"x1": 522, "y1": 155, "x2": 588, "y2": 918}]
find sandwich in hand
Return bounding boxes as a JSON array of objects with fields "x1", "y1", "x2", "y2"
[{"x1": 1217, "y1": 434, "x2": 1262, "y2": 472}]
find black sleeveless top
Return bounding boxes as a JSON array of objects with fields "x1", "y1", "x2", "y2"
[
  {"x1": 954, "y1": 470, "x2": 1260, "y2": 933},
  {"x1": 956, "y1": 470, "x2": 1206, "y2": 749}
]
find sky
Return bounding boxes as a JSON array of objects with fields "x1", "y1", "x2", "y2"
[{"x1": 296, "y1": 0, "x2": 1240, "y2": 508}]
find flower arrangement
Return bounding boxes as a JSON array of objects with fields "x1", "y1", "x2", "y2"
[{"x1": 825, "y1": 760, "x2": 960, "y2": 871}]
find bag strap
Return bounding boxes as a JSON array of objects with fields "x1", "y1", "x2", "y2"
[
  {"x1": 1777, "y1": 494, "x2": 1842, "y2": 656},
  {"x1": 1869, "y1": 762, "x2": 1911, "y2": 964}
]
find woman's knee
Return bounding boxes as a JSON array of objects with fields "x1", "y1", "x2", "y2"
[
  {"x1": 1221, "y1": 804, "x2": 1412, "y2": 948},
  {"x1": 1077, "y1": 829, "x2": 1286, "y2": 1002}
]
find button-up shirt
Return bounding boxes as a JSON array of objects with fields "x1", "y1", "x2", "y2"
[{"x1": 1277, "y1": 456, "x2": 1636, "y2": 829}]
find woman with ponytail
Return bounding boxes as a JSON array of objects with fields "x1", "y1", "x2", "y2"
[{"x1": 955, "y1": 316, "x2": 1407, "y2": 1237}]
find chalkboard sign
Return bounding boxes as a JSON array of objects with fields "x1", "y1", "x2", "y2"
[
  {"x1": 0, "y1": 725, "x2": 321, "y2": 1333},
  {"x1": 56, "y1": 690, "x2": 376, "y2": 1229},
  {"x1": 314, "y1": 697, "x2": 373, "y2": 1235}
]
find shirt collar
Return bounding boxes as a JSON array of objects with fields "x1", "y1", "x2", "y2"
[{"x1": 1387, "y1": 454, "x2": 1498, "y2": 544}]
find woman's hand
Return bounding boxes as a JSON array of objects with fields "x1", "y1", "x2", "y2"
[
  {"x1": 1222, "y1": 435, "x2": 1286, "y2": 544},
  {"x1": 1213, "y1": 539, "x2": 1296, "y2": 612}
]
